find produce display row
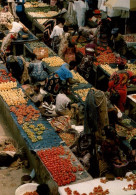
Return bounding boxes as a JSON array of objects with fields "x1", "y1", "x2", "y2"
[
  {"x1": 100, "y1": 63, "x2": 136, "y2": 76},
  {"x1": 26, "y1": 11, "x2": 58, "y2": 19},
  {"x1": 0, "y1": 63, "x2": 92, "y2": 187},
  {"x1": 37, "y1": 146, "x2": 90, "y2": 186},
  {"x1": 24, "y1": 2, "x2": 49, "y2": 8},
  {"x1": 0, "y1": 64, "x2": 64, "y2": 150},
  {"x1": 24, "y1": 42, "x2": 57, "y2": 58}
]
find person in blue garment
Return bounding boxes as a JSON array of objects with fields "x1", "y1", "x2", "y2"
[
  {"x1": 28, "y1": 59, "x2": 48, "y2": 84},
  {"x1": 44, "y1": 61, "x2": 80, "y2": 95}
]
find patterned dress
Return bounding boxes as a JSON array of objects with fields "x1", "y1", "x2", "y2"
[
  {"x1": 44, "y1": 63, "x2": 73, "y2": 95},
  {"x1": 108, "y1": 70, "x2": 136, "y2": 112}
]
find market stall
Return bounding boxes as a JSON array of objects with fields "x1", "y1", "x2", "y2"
[
  {"x1": 3, "y1": 27, "x2": 38, "y2": 56},
  {"x1": 0, "y1": 63, "x2": 92, "y2": 191},
  {"x1": 59, "y1": 172, "x2": 136, "y2": 195}
]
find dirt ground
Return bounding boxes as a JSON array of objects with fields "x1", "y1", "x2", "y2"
[{"x1": 0, "y1": 113, "x2": 31, "y2": 195}]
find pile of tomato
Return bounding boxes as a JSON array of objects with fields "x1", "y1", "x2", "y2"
[
  {"x1": 0, "y1": 69, "x2": 16, "y2": 82},
  {"x1": 23, "y1": 192, "x2": 38, "y2": 195},
  {"x1": 10, "y1": 104, "x2": 40, "y2": 124},
  {"x1": 37, "y1": 146, "x2": 83, "y2": 186},
  {"x1": 64, "y1": 186, "x2": 109, "y2": 195}
]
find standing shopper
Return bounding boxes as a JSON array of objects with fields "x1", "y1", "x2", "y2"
[
  {"x1": 108, "y1": 61, "x2": 136, "y2": 112},
  {"x1": 74, "y1": 0, "x2": 89, "y2": 27},
  {"x1": 7, "y1": 0, "x2": 18, "y2": 19}
]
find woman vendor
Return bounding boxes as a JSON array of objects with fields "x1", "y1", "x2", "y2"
[
  {"x1": 55, "y1": 85, "x2": 78, "y2": 118},
  {"x1": 78, "y1": 39, "x2": 96, "y2": 83},
  {"x1": 50, "y1": 18, "x2": 65, "y2": 53},
  {"x1": 28, "y1": 61, "x2": 48, "y2": 84},
  {"x1": 108, "y1": 60, "x2": 136, "y2": 112},
  {"x1": 44, "y1": 61, "x2": 80, "y2": 95},
  {"x1": 6, "y1": 55, "x2": 29, "y2": 84},
  {"x1": 58, "y1": 25, "x2": 70, "y2": 60},
  {"x1": 110, "y1": 28, "x2": 127, "y2": 57}
]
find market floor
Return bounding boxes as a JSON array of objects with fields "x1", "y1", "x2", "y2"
[{"x1": 0, "y1": 113, "x2": 31, "y2": 195}]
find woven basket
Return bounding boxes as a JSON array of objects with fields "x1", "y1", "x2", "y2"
[{"x1": 15, "y1": 183, "x2": 39, "y2": 195}]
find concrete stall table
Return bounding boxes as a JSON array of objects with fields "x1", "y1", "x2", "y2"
[
  {"x1": 3, "y1": 29, "x2": 38, "y2": 56},
  {"x1": 59, "y1": 172, "x2": 135, "y2": 195}
]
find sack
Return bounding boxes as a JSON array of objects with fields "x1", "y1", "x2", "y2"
[
  {"x1": 110, "y1": 91, "x2": 120, "y2": 105},
  {"x1": 33, "y1": 47, "x2": 48, "y2": 60},
  {"x1": 65, "y1": 2, "x2": 77, "y2": 26}
]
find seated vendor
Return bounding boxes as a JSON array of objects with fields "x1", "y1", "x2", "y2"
[
  {"x1": 44, "y1": 61, "x2": 80, "y2": 95},
  {"x1": 30, "y1": 83, "x2": 44, "y2": 107},
  {"x1": 55, "y1": 85, "x2": 78, "y2": 118},
  {"x1": 6, "y1": 55, "x2": 29, "y2": 84},
  {"x1": 28, "y1": 55, "x2": 48, "y2": 84},
  {"x1": 39, "y1": 94, "x2": 57, "y2": 117}
]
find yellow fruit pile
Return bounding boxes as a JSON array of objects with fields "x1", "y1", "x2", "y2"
[
  {"x1": 71, "y1": 70, "x2": 87, "y2": 84},
  {"x1": 0, "y1": 88, "x2": 27, "y2": 106},
  {"x1": 75, "y1": 88, "x2": 90, "y2": 101},
  {"x1": 25, "y1": 2, "x2": 48, "y2": 8},
  {"x1": 45, "y1": 11, "x2": 58, "y2": 17},
  {"x1": 22, "y1": 122, "x2": 46, "y2": 142},
  {"x1": 37, "y1": 18, "x2": 48, "y2": 25},
  {"x1": 42, "y1": 56, "x2": 65, "y2": 67},
  {"x1": 0, "y1": 81, "x2": 17, "y2": 90},
  {"x1": 127, "y1": 63, "x2": 136, "y2": 74},
  {"x1": 28, "y1": 11, "x2": 58, "y2": 18},
  {"x1": 28, "y1": 12, "x2": 47, "y2": 17},
  {"x1": 100, "y1": 64, "x2": 117, "y2": 75}
]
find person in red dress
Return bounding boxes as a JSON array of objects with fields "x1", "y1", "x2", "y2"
[{"x1": 108, "y1": 61, "x2": 136, "y2": 112}]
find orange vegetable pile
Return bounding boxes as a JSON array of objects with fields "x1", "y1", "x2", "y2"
[
  {"x1": 64, "y1": 186, "x2": 109, "y2": 195},
  {"x1": 10, "y1": 104, "x2": 40, "y2": 124},
  {"x1": 59, "y1": 133, "x2": 75, "y2": 146},
  {"x1": 0, "y1": 69, "x2": 16, "y2": 82},
  {"x1": 96, "y1": 51, "x2": 116, "y2": 64},
  {"x1": 23, "y1": 191, "x2": 38, "y2": 195},
  {"x1": 37, "y1": 146, "x2": 84, "y2": 186}
]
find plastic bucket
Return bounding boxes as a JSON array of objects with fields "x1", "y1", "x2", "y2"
[{"x1": 15, "y1": 183, "x2": 39, "y2": 195}]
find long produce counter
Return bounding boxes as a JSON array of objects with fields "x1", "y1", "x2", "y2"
[{"x1": 0, "y1": 63, "x2": 92, "y2": 193}]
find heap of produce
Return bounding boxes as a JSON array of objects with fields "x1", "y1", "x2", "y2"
[
  {"x1": 22, "y1": 122, "x2": 46, "y2": 142},
  {"x1": 28, "y1": 42, "x2": 46, "y2": 49},
  {"x1": 24, "y1": 2, "x2": 48, "y2": 8},
  {"x1": 127, "y1": 63, "x2": 136, "y2": 74},
  {"x1": 28, "y1": 11, "x2": 58, "y2": 18},
  {"x1": 0, "y1": 11, "x2": 14, "y2": 25},
  {"x1": 71, "y1": 70, "x2": 87, "y2": 84},
  {"x1": 36, "y1": 18, "x2": 48, "y2": 25},
  {"x1": 96, "y1": 50, "x2": 116, "y2": 64},
  {"x1": 37, "y1": 146, "x2": 84, "y2": 186},
  {"x1": 123, "y1": 34, "x2": 136, "y2": 42},
  {"x1": 75, "y1": 88, "x2": 90, "y2": 101},
  {"x1": 0, "y1": 81, "x2": 17, "y2": 90},
  {"x1": 0, "y1": 69, "x2": 16, "y2": 82},
  {"x1": 59, "y1": 132, "x2": 76, "y2": 146},
  {"x1": 0, "y1": 88, "x2": 27, "y2": 106},
  {"x1": 23, "y1": 192, "x2": 38, "y2": 195},
  {"x1": 65, "y1": 186, "x2": 109, "y2": 195},
  {"x1": 100, "y1": 64, "x2": 118, "y2": 75},
  {"x1": 42, "y1": 56, "x2": 65, "y2": 67},
  {"x1": 10, "y1": 104, "x2": 40, "y2": 124}
]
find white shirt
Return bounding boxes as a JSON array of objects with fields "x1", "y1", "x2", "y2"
[
  {"x1": 55, "y1": 93, "x2": 71, "y2": 113},
  {"x1": 10, "y1": 22, "x2": 23, "y2": 33},
  {"x1": 50, "y1": 25, "x2": 63, "y2": 39}
]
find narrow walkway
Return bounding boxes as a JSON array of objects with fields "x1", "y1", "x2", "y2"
[{"x1": 0, "y1": 113, "x2": 30, "y2": 195}]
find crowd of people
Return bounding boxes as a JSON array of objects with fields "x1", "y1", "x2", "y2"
[{"x1": 0, "y1": 0, "x2": 136, "y2": 185}]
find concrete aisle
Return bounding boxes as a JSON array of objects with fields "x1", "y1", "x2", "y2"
[{"x1": 0, "y1": 113, "x2": 30, "y2": 195}]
